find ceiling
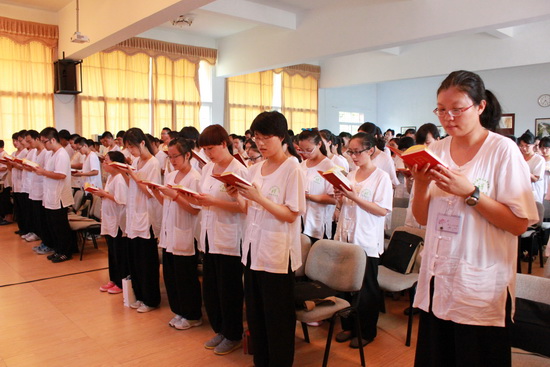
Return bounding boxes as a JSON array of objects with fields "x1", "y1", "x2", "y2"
[{"x1": 0, "y1": 0, "x2": 72, "y2": 11}]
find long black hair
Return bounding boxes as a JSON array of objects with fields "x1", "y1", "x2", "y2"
[
  {"x1": 298, "y1": 129, "x2": 327, "y2": 156},
  {"x1": 123, "y1": 128, "x2": 154, "y2": 155}
]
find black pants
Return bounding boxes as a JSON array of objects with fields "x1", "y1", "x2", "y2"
[
  {"x1": 0, "y1": 186, "x2": 13, "y2": 217},
  {"x1": 128, "y1": 229, "x2": 160, "y2": 307},
  {"x1": 105, "y1": 229, "x2": 129, "y2": 288},
  {"x1": 162, "y1": 249, "x2": 202, "y2": 320},
  {"x1": 30, "y1": 200, "x2": 44, "y2": 239},
  {"x1": 42, "y1": 206, "x2": 75, "y2": 256},
  {"x1": 203, "y1": 234, "x2": 243, "y2": 341},
  {"x1": 244, "y1": 253, "x2": 295, "y2": 367},
  {"x1": 414, "y1": 278, "x2": 512, "y2": 367},
  {"x1": 341, "y1": 256, "x2": 381, "y2": 340},
  {"x1": 13, "y1": 192, "x2": 29, "y2": 234}
]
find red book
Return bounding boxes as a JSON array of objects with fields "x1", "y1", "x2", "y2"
[
  {"x1": 22, "y1": 158, "x2": 40, "y2": 169},
  {"x1": 318, "y1": 168, "x2": 352, "y2": 191},
  {"x1": 390, "y1": 144, "x2": 446, "y2": 170},
  {"x1": 211, "y1": 172, "x2": 252, "y2": 187},
  {"x1": 139, "y1": 180, "x2": 164, "y2": 189},
  {"x1": 109, "y1": 162, "x2": 136, "y2": 171},
  {"x1": 191, "y1": 150, "x2": 209, "y2": 165},
  {"x1": 83, "y1": 183, "x2": 100, "y2": 193},
  {"x1": 233, "y1": 153, "x2": 247, "y2": 167}
]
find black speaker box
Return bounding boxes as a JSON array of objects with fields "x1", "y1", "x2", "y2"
[{"x1": 54, "y1": 59, "x2": 82, "y2": 94}]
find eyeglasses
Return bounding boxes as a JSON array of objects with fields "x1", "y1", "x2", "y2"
[
  {"x1": 40, "y1": 139, "x2": 51, "y2": 144},
  {"x1": 433, "y1": 104, "x2": 474, "y2": 117},
  {"x1": 168, "y1": 154, "x2": 182, "y2": 160},
  {"x1": 246, "y1": 155, "x2": 263, "y2": 162},
  {"x1": 347, "y1": 148, "x2": 369, "y2": 156},
  {"x1": 254, "y1": 135, "x2": 274, "y2": 143},
  {"x1": 297, "y1": 146, "x2": 317, "y2": 155}
]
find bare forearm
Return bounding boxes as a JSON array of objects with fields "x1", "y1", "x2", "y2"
[
  {"x1": 256, "y1": 196, "x2": 299, "y2": 223},
  {"x1": 474, "y1": 194, "x2": 529, "y2": 236},
  {"x1": 307, "y1": 194, "x2": 337, "y2": 205},
  {"x1": 412, "y1": 183, "x2": 430, "y2": 225},
  {"x1": 351, "y1": 197, "x2": 388, "y2": 217}
]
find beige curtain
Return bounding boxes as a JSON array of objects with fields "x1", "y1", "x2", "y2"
[
  {"x1": 280, "y1": 64, "x2": 320, "y2": 131},
  {"x1": 0, "y1": 17, "x2": 57, "y2": 152},
  {"x1": 78, "y1": 37, "x2": 215, "y2": 137},
  {"x1": 225, "y1": 70, "x2": 274, "y2": 134}
]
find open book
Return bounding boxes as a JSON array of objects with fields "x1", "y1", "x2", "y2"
[
  {"x1": 211, "y1": 172, "x2": 252, "y2": 187},
  {"x1": 388, "y1": 144, "x2": 446, "y2": 170},
  {"x1": 83, "y1": 182, "x2": 100, "y2": 193},
  {"x1": 0, "y1": 155, "x2": 14, "y2": 164},
  {"x1": 109, "y1": 162, "x2": 136, "y2": 171},
  {"x1": 233, "y1": 153, "x2": 247, "y2": 167},
  {"x1": 168, "y1": 184, "x2": 199, "y2": 196},
  {"x1": 22, "y1": 158, "x2": 40, "y2": 169},
  {"x1": 318, "y1": 167, "x2": 352, "y2": 191},
  {"x1": 191, "y1": 150, "x2": 209, "y2": 166},
  {"x1": 139, "y1": 180, "x2": 164, "y2": 189}
]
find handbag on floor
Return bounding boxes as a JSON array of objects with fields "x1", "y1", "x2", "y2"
[{"x1": 122, "y1": 276, "x2": 136, "y2": 307}]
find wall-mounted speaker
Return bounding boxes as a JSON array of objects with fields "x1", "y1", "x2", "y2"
[{"x1": 54, "y1": 59, "x2": 82, "y2": 94}]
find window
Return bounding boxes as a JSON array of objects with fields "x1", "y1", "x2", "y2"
[
  {"x1": 339, "y1": 111, "x2": 364, "y2": 135},
  {"x1": 199, "y1": 60, "x2": 213, "y2": 131}
]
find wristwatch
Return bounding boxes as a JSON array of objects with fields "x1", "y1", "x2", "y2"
[{"x1": 465, "y1": 186, "x2": 480, "y2": 207}]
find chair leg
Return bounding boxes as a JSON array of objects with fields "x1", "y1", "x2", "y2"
[
  {"x1": 301, "y1": 322, "x2": 310, "y2": 343},
  {"x1": 79, "y1": 231, "x2": 86, "y2": 261},
  {"x1": 351, "y1": 308, "x2": 366, "y2": 367},
  {"x1": 539, "y1": 232, "x2": 545, "y2": 268},
  {"x1": 406, "y1": 286, "x2": 416, "y2": 347},
  {"x1": 91, "y1": 234, "x2": 98, "y2": 249},
  {"x1": 517, "y1": 237, "x2": 522, "y2": 273},
  {"x1": 528, "y1": 236, "x2": 533, "y2": 274},
  {"x1": 322, "y1": 314, "x2": 337, "y2": 367}
]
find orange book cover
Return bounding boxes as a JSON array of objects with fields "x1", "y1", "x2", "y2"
[
  {"x1": 83, "y1": 183, "x2": 100, "y2": 193},
  {"x1": 168, "y1": 184, "x2": 199, "y2": 196},
  {"x1": 139, "y1": 180, "x2": 164, "y2": 189},
  {"x1": 233, "y1": 153, "x2": 247, "y2": 167},
  {"x1": 211, "y1": 172, "x2": 252, "y2": 187},
  {"x1": 191, "y1": 150, "x2": 208, "y2": 165},
  {"x1": 390, "y1": 145, "x2": 446, "y2": 170},
  {"x1": 318, "y1": 168, "x2": 352, "y2": 191},
  {"x1": 22, "y1": 158, "x2": 40, "y2": 169},
  {"x1": 109, "y1": 162, "x2": 136, "y2": 171}
]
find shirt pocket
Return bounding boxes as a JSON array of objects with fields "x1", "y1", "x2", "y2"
[
  {"x1": 172, "y1": 227, "x2": 195, "y2": 255},
  {"x1": 213, "y1": 221, "x2": 240, "y2": 251},
  {"x1": 131, "y1": 211, "x2": 149, "y2": 231},
  {"x1": 257, "y1": 229, "x2": 289, "y2": 269},
  {"x1": 451, "y1": 259, "x2": 498, "y2": 309}
]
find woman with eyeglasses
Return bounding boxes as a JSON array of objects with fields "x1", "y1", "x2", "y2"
[
  {"x1": 244, "y1": 140, "x2": 263, "y2": 166},
  {"x1": 411, "y1": 70, "x2": 538, "y2": 366},
  {"x1": 229, "y1": 111, "x2": 305, "y2": 367},
  {"x1": 298, "y1": 129, "x2": 338, "y2": 243},
  {"x1": 149, "y1": 138, "x2": 203, "y2": 331},
  {"x1": 190, "y1": 125, "x2": 246, "y2": 355},
  {"x1": 333, "y1": 132, "x2": 393, "y2": 349}
]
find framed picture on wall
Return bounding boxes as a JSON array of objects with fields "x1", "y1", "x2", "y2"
[
  {"x1": 496, "y1": 113, "x2": 515, "y2": 136},
  {"x1": 400, "y1": 126, "x2": 416, "y2": 135},
  {"x1": 535, "y1": 118, "x2": 550, "y2": 137}
]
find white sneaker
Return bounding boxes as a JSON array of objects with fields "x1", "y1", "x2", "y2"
[
  {"x1": 21, "y1": 233, "x2": 31, "y2": 239},
  {"x1": 130, "y1": 300, "x2": 143, "y2": 309},
  {"x1": 25, "y1": 233, "x2": 41, "y2": 242},
  {"x1": 137, "y1": 304, "x2": 157, "y2": 313},
  {"x1": 174, "y1": 318, "x2": 202, "y2": 330},
  {"x1": 169, "y1": 315, "x2": 183, "y2": 327}
]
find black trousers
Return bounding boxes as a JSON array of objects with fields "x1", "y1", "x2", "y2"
[
  {"x1": 30, "y1": 200, "x2": 44, "y2": 239},
  {"x1": 244, "y1": 253, "x2": 295, "y2": 367},
  {"x1": 42, "y1": 206, "x2": 75, "y2": 256},
  {"x1": 162, "y1": 249, "x2": 202, "y2": 320},
  {"x1": 0, "y1": 186, "x2": 13, "y2": 216},
  {"x1": 128, "y1": 229, "x2": 160, "y2": 307},
  {"x1": 341, "y1": 256, "x2": 381, "y2": 340},
  {"x1": 414, "y1": 278, "x2": 512, "y2": 367},
  {"x1": 202, "y1": 234, "x2": 243, "y2": 341},
  {"x1": 105, "y1": 229, "x2": 129, "y2": 288},
  {"x1": 13, "y1": 192, "x2": 29, "y2": 233}
]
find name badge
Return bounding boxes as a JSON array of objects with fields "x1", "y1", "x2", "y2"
[{"x1": 436, "y1": 213, "x2": 462, "y2": 234}]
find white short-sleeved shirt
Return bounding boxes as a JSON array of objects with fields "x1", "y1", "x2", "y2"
[
  {"x1": 159, "y1": 169, "x2": 201, "y2": 256},
  {"x1": 11, "y1": 148, "x2": 28, "y2": 193},
  {"x1": 198, "y1": 158, "x2": 246, "y2": 257},
  {"x1": 331, "y1": 154, "x2": 349, "y2": 173},
  {"x1": 0, "y1": 151, "x2": 8, "y2": 183},
  {"x1": 43, "y1": 147, "x2": 74, "y2": 210},
  {"x1": 373, "y1": 149, "x2": 400, "y2": 187},
  {"x1": 71, "y1": 151, "x2": 85, "y2": 188},
  {"x1": 413, "y1": 132, "x2": 539, "y2": 327},
  {"x1": 82, "y1": 152, "x2": 103, "y2": 189},
  {"x1": 543, "y1": 160, "x2": 550, "y2": 200},
  {"x1": 21, "y1": 148, "x2": 37, "y2": 194},
  {"x1": 64, "y1": 144, "x2": 75, "y2": 159},
  {"x1": 100, "y1": 173, "x2": 127, "y2": 237},
  {"x1": 29, "y1": 149, "x2": 51, "y2": 201},
  {"x1": 155, "y1": 150, "x2": 168, "y2": 174},
  {"x1": 526, "y1": 154, "x2": 545, "y2": 203},
  {"x1": 334, "y1": 167, "x2": 393, "y2": 257},
  {"x1": 125, "y1": 156, "x2": 162, "y2": 239},
  {"x1": 301, "y1": 157, "x2": 335, "y2": 239},
  {"x1": 241, "y1": 158, "x2": 306, "y2": 274}
]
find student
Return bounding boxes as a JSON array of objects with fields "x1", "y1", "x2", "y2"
[
  {"x1": 159, "y1": 127, "x2": 171, "y2": 151},
  {"x1": 411, "y1": 70, "x2": 538, "y2": 366},
  {"x1": 193, "y1": 125, "x2": 246, "y2": 355},
  {"x1": 113, "y1": 128, "x2": 162, "y2": 313},
  {"x1": 12, "y1": 131, "x2": 29, "y2": 236},
  {"x1": 540, "y1": 137, "x2": 550, "y2": 201},
  {"x1": 93, "y1": 151, "x2": 129, "y2": 295},
  {"x1": 231, "y1": 111, "x2": 306, "y2": 367},
  {"x1": 73, "y1": 138, "x2": 103, "y2": 190},
  {"x1": 518, "y1": 130, "x2": 545, "y2": 203},
  {"x1": 320, "y1": 129, "x2": 350, "y2": 173},
  {"x1": 68, "y1": 134, "x2": 85, "y2": 194},
  {"x1": 333, "y1": 132, "x2": 393, "y2": 348},
  {"x1": 0, "y1": 140, "x2": 14, "y2": 225},
  {"x1": 232, "y1": 135, "x2": 248, "y2": 162},
  {"x1": 245, "y1": 140, "x2": 263, "y2": 166},
  {"x1": 298, "y1": 129, "x2": 337, "y2": 242},
  {"x1": 19, "y1": 131, "x2": 38, "y2": 242},
  {"x1": 34, "y1": 127, "x2": 75, "y2": 262},
  {"x1": 149, "y1": 138, "x2": 203, "y2": 329}
]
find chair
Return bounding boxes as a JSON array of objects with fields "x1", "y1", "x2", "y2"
[
  {"x1": 384, "y1": 206, "x2": 407, "y2": 242},
  {"x1": 518, "y1": 202, "x2": 544, "y2": 274},
  {"x1": 296, "y1": 239, "x2": 367, "y2": 367},
  {"x1": 71, "y1": 189, "x2": 85, "y2": 214},
  {"x1": 295, "y1": 234, "x2": 312, "y2": 278},
  {"x1": 378, "y1": 225, "x2": 425, "y2": 346},
  {"x1": 511, "y1": 274, "x2": 550, "y2": 366},
  {"x1": 69, "y1": 195, "x2": 102, "y2": 260}
]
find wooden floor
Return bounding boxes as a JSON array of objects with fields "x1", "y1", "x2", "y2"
[{"x1": 0, "y1": 223, "x2": 545, "y2": 367}]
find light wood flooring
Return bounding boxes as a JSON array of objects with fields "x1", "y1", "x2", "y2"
[{"x1": 0, "y1": 223, "x2": 544, "y2": 367}]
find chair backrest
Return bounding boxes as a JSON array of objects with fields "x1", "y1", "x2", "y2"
[
  {"x1": 516, "y1": 273, "x2": 550, "y2": 304},
  {"x1": 534, "y1": 201, "x2": 544, "y2": 227},
  {"x1": 72, "y1": 189, "x2": 84, "y2": 213},
  {"x1": 305, "y1": 239, "x2": 366, "y2": 293},
  {"x1": 392, "y1": 225, "x2": 426, "y2": 273},
  {"x1": 387, "y1": 207, "x2": 407, "y2": 237},
  {"x1": 393, "y1": 197, "x2": 410, "y2": 208},
  {"x1": 90, "y1": 195, "x2": 102, "y2": 221},
  {"x1": 295, "y1": 234, "x2": 312, "y2": 277}
]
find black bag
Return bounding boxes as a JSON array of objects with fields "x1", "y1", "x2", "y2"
[
  {"x1": 294, "y1": 280, "x2": 338, "y2": 310},
  {"x1": 381, "y1": 230, "x2": 423, "y2": 274}
]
